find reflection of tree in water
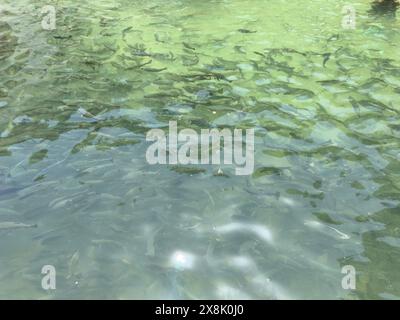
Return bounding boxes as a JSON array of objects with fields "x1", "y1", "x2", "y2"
[{"x1": 370, "y1": 0, "x2": 399, "y2": 17}]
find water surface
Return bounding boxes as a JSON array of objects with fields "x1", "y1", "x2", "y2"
[{"x1": 0, "y1": 0, "x2": 400, "y2": 299}]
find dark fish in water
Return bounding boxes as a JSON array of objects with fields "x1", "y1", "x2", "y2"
[
  {"x1": 280, "y1": 48, "x2": 307, "y2": 56},
  {"x1": 180, "y1": 73, "x2": 229, "y2": 82},
  {"x1": 122, "y1": 26, "x2": 133, "y2": 37},
  {"x1": 254, "y1": 51, "x2": 266, "y2": 58},
  {"x1": 100, "y1": 31, "x2": 116, "y2": 37},
  {"x1": 322, "y1": 53, "x2": 331, "y2": 67},
  {"x1": 141, "y1": 67, "x2": 167, "y2": 72},
  {"x1": 238, "y1": 29, "x2": 257, "y2": 34},
  {"x1": 183, "y1": 42, "x2": 196, "y2": 50},
  {"x1": 133, "y1": 59, "x2": 153, "y2": 69},
  {"x1": 53, "y1": 35, "x2": 72, "y2": 40},
  {"x1": 317, "y1": 79, "x2": 342, "y2": 85},
  {"x1": 144, "y1": 91, "x2": 180, "y2": 98},
  {"x1": 136, "y1": 59, "x2": 153, "y2": 68}
]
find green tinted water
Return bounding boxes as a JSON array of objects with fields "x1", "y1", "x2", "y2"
[{"x1": 0, "y1": 0, "x2": 400, "y2": 299}]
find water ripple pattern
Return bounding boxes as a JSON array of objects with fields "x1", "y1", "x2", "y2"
[{"x1": 0, "y1": 0, "x2": 399, "y2": 299}]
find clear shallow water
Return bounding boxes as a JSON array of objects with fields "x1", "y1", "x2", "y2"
[{"x1": 0, "y1": 0, "x2": 400, "y2": 299}]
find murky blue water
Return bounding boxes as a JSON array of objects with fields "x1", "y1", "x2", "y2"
[{"x1": 0, "y1": 0, "x2": 400, "y2": 299}]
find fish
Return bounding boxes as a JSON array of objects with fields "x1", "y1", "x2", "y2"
[
  {"x1": 182, "y1": 42, "x2": 196, "y2": 50},
  {"x1": 254, "y1": 51, "x2": 266, "y2": 58},
  {"x1": 77, "y1": 107, "x2": 101, "y2": 120},
  {"x1": 141, "y1": 67, "x2": 167, "y2": 72},
  {"x1": 122, "y1": 26, "x2": 133, "y2": 37},
  {"x1": 0, "y1": 221, "x2": 37, "y2": 230},
  {"x1": 122, "y1": 59, "x2": 152, "y2": 70},
  {"x1": 322, "y1": 53, "x2": 331, "y2": 67},
  {"x1": 67, "y1": 250, "x2": 80, "y2": 279},
  {"x1": 141, "y1": 225, "x2": 161, "y2": 257},
  {"x1": 53, "y1": 35, "x2": 72, "y2": 40},
  {"x1": 238, "y1": 29, "x2": 257, "y2": 34},
  {"x1": 304, "y1": 220, "x2": 350, "y2": 240}
]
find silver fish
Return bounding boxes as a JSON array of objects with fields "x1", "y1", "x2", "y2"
[{"x1": 0, "y1": 221, "x2": 37, "y2": 230}]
